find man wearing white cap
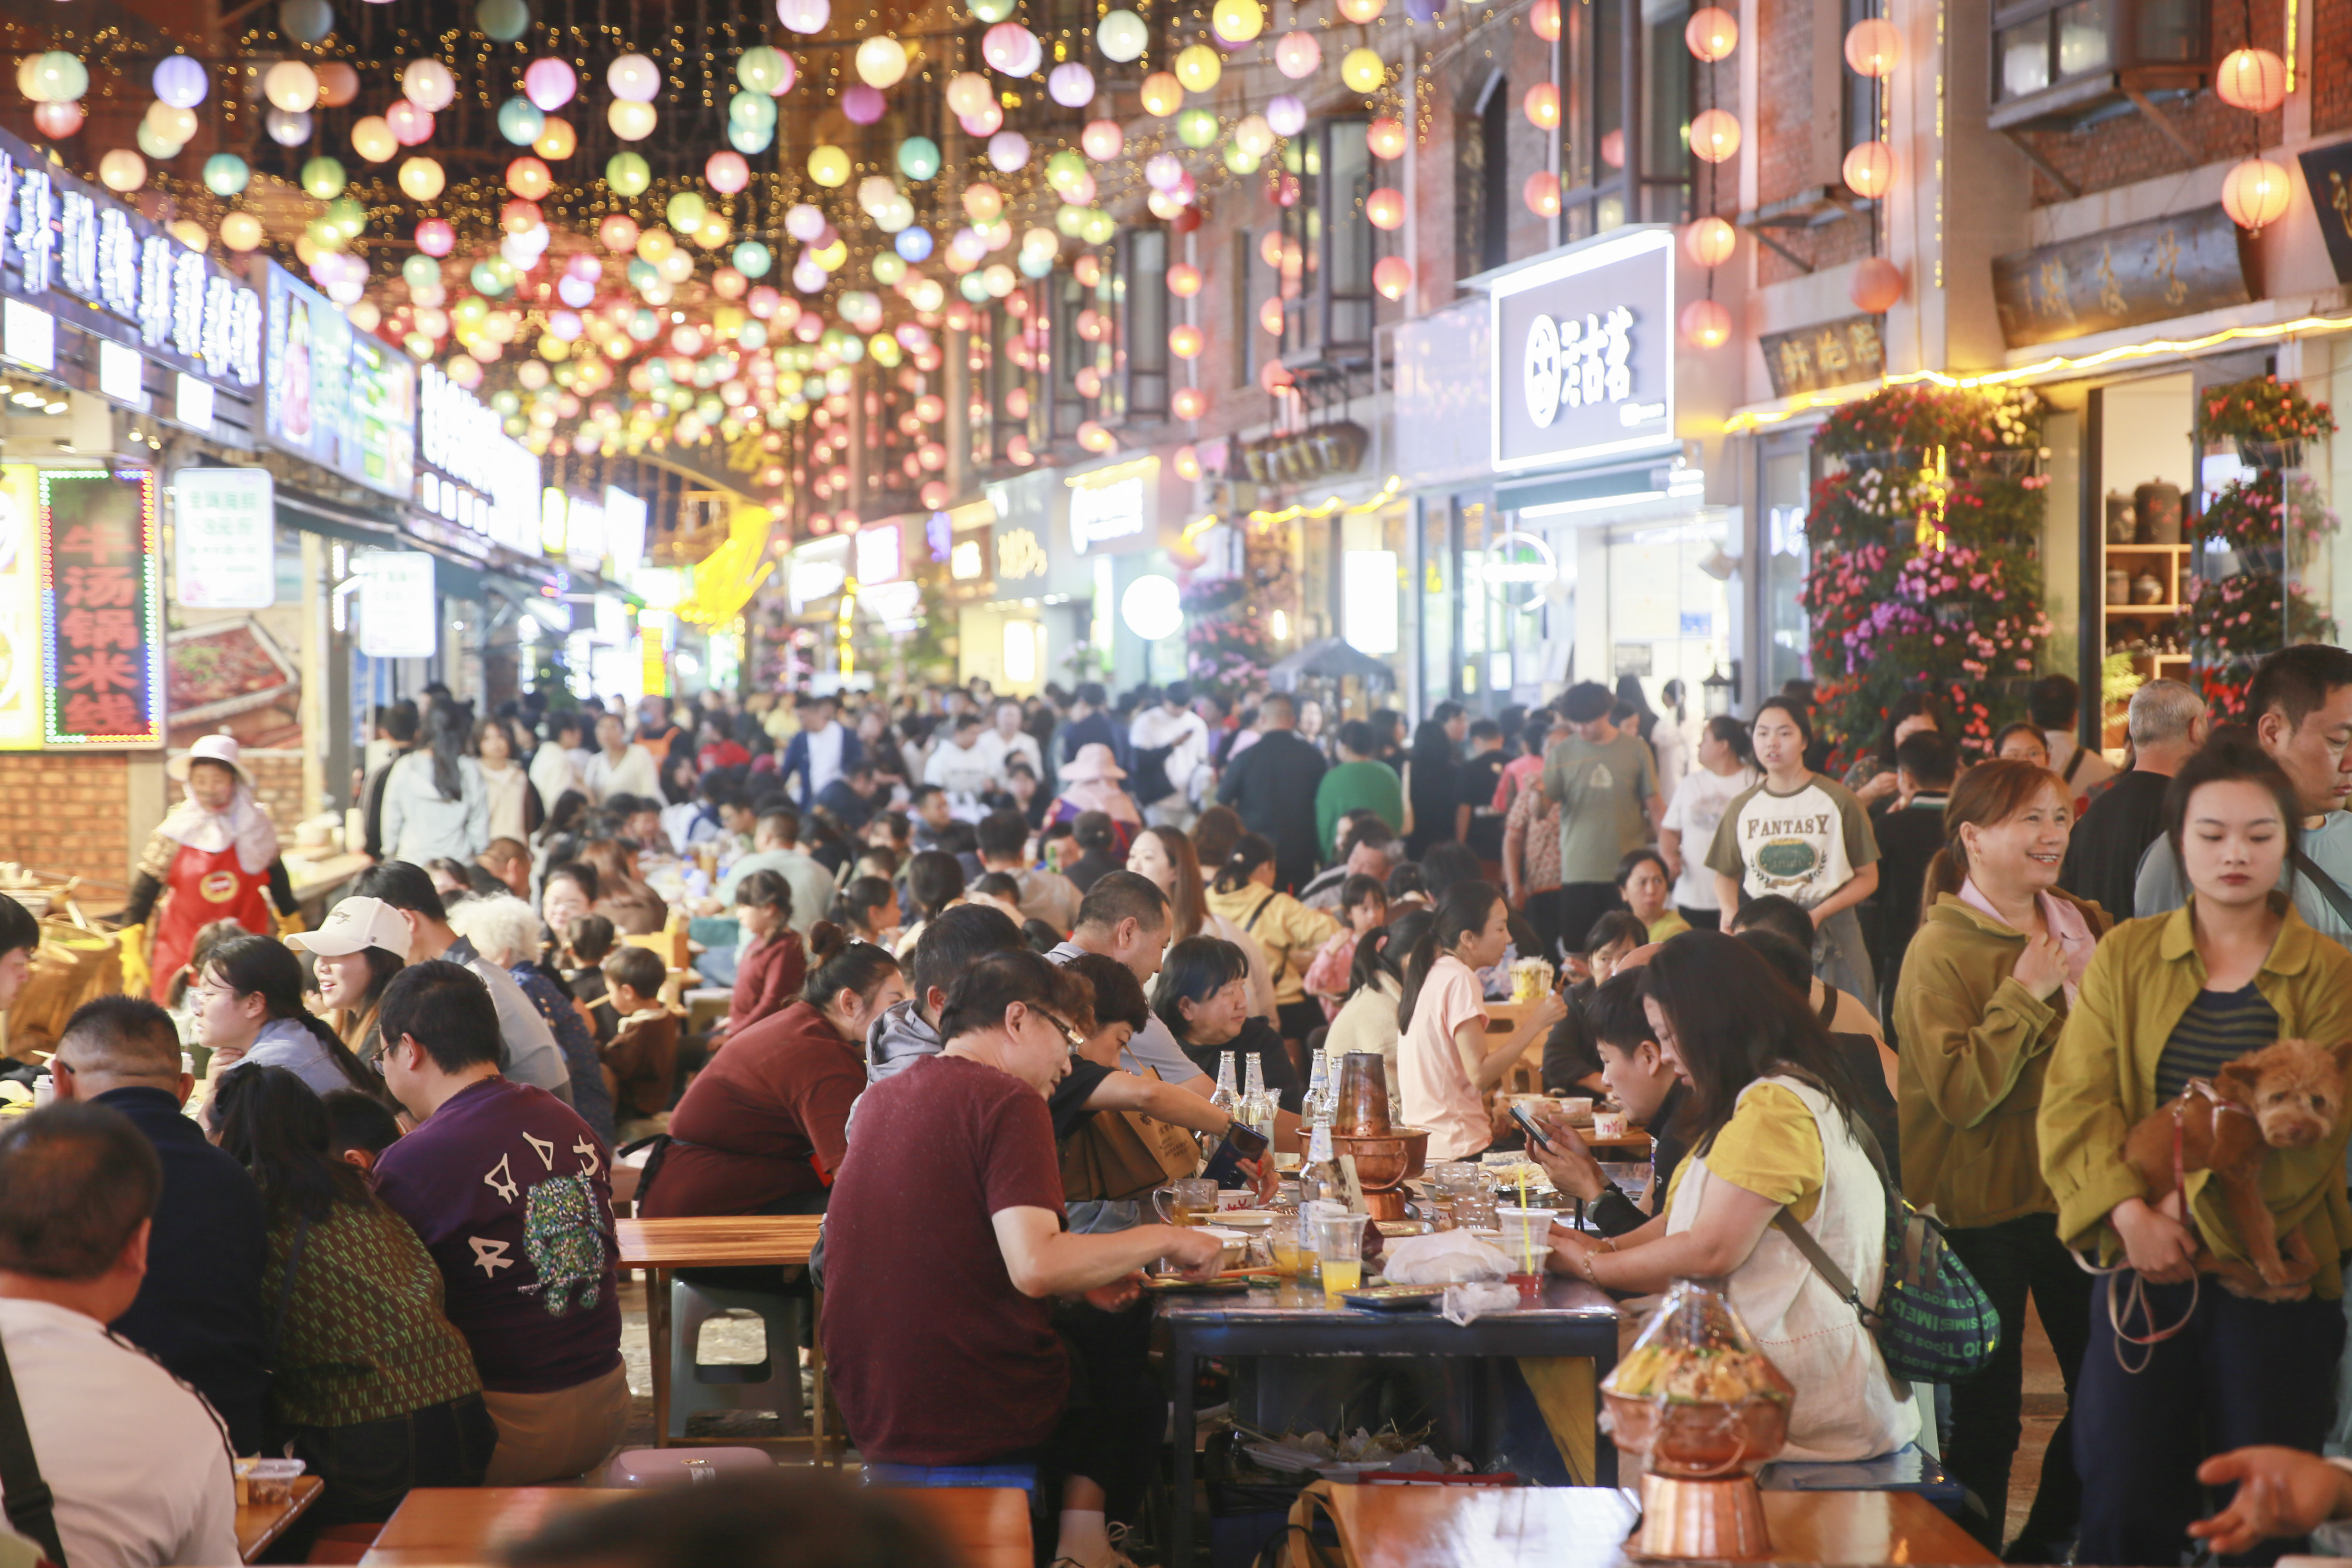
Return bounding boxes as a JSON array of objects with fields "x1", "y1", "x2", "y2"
[{"x1": 114, "y1": 734, "x2": 297, "y2": 1002}]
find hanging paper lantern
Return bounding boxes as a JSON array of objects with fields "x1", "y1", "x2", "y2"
[
  {"x1": 606, "y1": 151, "x2": 651, "y2": 194},
  {"x1": 1338, "y1": 0, "x2": 1385, "y2": 21},
  {"x1": 266, "y1": 108, "x2": 312, "y2": 145},
  {"x1": 1532, "y1": 0, "x2": 1560, "y2": 39},
  {"x1": 1140, "y1": 72, "x2": 1183, "y2": 116},
  {"x1": 300, "y1": 155, "x2": 346, "y2": 197},
  {"x1": 385, "y1": 99, "x2": 433, "y2": 144},
  {"x1": 1175, "y1": 44, "x2": 1223, "y2": 91},
  {"x1": 1365, "y1": 187, "x2": 1405, "y2": 228},
  {"x1": 808, "y1": 144, "x2": 851, "y2": 186},
  {"x1": 608, "y1": 99, "x2": 658, "y2": 140},
  {"x1": 314, "y1": 63, "x2": 358, "y2": 107},
  {"x1": 1844, "y1": 17, "x2": 1900, "y2": 75},
  {"x1": 2221, "y1": 155, "x2": 2293, "y2": 232},
  {"x1": 23, "y1": 51, "x2": 87, "y2": 104},
  {"x1": 280, "y1": 0, "x2": 334, "y2": 42},
  {"x1": 982, "y1": 23, "x2": 1042, "y2": 76},
  {"x1": 1176, "y1": 108, "x2": 1219, "y2": 147},
  {"x1": 1080, "y1": 119, "x2": 1124, "y2": 161},
  {"x1": 727, "y1": 121, "x2": 774, "y2": 154},
  {"x1": 897, "y1": 226, "x2": 935, "y2": 261},
  {"x1": 1171, "y1": 387, "x2": 1208, "y2": 421},
  {"x1": 608, "y1": 54, "x2": 660, "y2": 102},
  {"x1": 196, "y1": 154, "x2": 250, "y2": 199},
  {"x1": 734, "y1": 240, "x2": 774, "y2": 279},
  {"x1": 1267, "y1": 94, "x2": 1307, "y2": 136},
  {"x1": 856, "y1": 36, "x2": 909, "y2": 88},
  {"x1": 134, "y1": 121, "x2": 182, "y2": 161},
  {"x1": 600, "y1": 213, "x2": 640, "y2": 252},
  {"x1": 97, "y1": 150, "x2": 146, "y2": 191},
  {"x1": 1168, "y1": 323, "x2": 1205, "y2": 359},
  {"x1": 497, "y1": 98, "x2": 545, "y2": 145},
  {"x1": 785, "y1": 203, "x2": 828, "y2": 241},
  {"x1": 1144, "y1": 152, "x2": 1187, "y2": 191},
  {"x1": 264, "y1": 60, "x2": 320, "y2": 112},
  {"x1": 892, "y1": 136, "x2": 941, "y2": 180},
  {"x1": 220, "y1": 212, "x2": 265, "y2": 252},
  {"x1": 1048, "y1": 62, "x2": 1096, "y2": 107},
  {"x1": 1366, "y1": 255, "x2": 1410, "y2": 301},
  {"x1": 1165, "y1": 262, "x2": 1204, "y2": 298},
  {"x1": 397, "y1": 156, "x2": 446, "y2": 200},
  {"x1": 1523, "y1": 170, "x2": 1561, "y2": 215},
  {"x1": 1407, "y1": 0, "x2": 1449, "y2": 24},
  {"x1": 2215, "y1": 46, "x2": 2288, "y2": 112},
  {"x1": 32, "y1": 101, "x2": 82, "y2": 138},
  {"x1": 1225, "y1": 146, "x2": 1261, "y2": 181},
  {"x1": 703, "y1": 149, "x2": 750, "y2": 192},
  {"x1": 1849, "y1": 255, "x2": 1904, "y2": 311},
  {"x1": 1366, "y1": 117, "x2": 1407, "y2": 158},
  {"x1": 1214, "y1": 0, "x2": 1264, "y2": 42},
  {"x1": 402, "y1": 59, "x2": 456, "y2": 112},
  {"x1": 524, "y1": 56, "x2": 578, "y2": 109},
  {"x1": 1270, "y1": 30, "x2": 1323, "y2": 80},
  {"x1": 152, "y1": 56, "x2": 208, "y2": 108},
  {"x1": 1685, "y1": 5, "x2": 1737, "y2": 60},
  {"x1": 1524, "y1": 82, "x2": 1559, "y2": 127},
  {"x1": 1683, "y1": 214, "x2": 1736, "y2": 265},
  {"x1": 987, "y1": 130, "x2": 1030, "y2": 171},
  {"x1": 1689, "y1": 108, "x2": 1740, "y2": 162},
  {"x1": 534, "y1": 117, "x2": 575, "y2": 158},
  {"x1": 1340, "y1": 48, "x2": 1387, "y2": 93},
  {"x1": 1097, "y1": 9, "x2": 1149, "y2": 60},
  {"x1": 1842, "y1": 139, "x2": 1894, "y2": 197},
  {"x1": 505, "y1": 156, "x2": 553, "y2": 199},
  {"x1": 145, "y1": 100, "x2": 198, "y2": 143},
  {"x1": 946, "y1": 73, "x2": 993, "y2": 117},
  {"x1": 1679, "y1": 299, "x2": 1732, "y2": 348},
  {"x1": 730, "y1": 90, "x2": 779, "y2": 132},
  {"x1": 840, "y1": 84, "x2": 885, "y2": 122},
  {"x1": 737, "y1": 45, "x2": 792, "y2": 93},
  {"x1": 477, "y1": 0, "x2": 531, "y2": 38},
  {"x1": 666, "y1": 190, "x2": 707, "y2": 231}
]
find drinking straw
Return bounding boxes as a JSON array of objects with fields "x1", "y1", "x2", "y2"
[{"x1": 1519, "y1": 1169, "x2": 1532, "y2": 1272}]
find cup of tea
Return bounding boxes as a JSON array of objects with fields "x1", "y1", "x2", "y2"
[
  {"x1": 1591, "y1": 1111, "x2": 1629, "y2": 1139},
  {"x1": 1152, "y1": 1178, "x2": 1219, "y2": 1228}
]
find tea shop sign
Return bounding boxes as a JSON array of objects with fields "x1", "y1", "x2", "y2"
[
  {"x1": 1489, "y1": 226, "x2": 1676, "y2": 473},
  {"x1": 1991, "y1": 205, "x2": 2251, "y2": 349}
]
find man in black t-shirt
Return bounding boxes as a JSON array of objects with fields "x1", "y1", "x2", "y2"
[
  {"x1": 1527, "y1": 974, "x2": 1690, "y2": 1237},
  {"x1": 2060, "y1": 678, "x2": 2207, "y2": 924},
  {"x1": 1455, "y1": 720, "x2": 1510, "y2": 876},
  {"x1": 1870, "y1": 730, "x2": 1957, "y2": 1030}
]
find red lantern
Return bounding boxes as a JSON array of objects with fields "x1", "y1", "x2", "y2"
[
  {"x1": 1366, "y1": 117, "x2": 1408, "y2": 160},
  {"x1": 1365, "y1": 187, "x2": 1405, "y2": 230},
  {"x1": 1850, "y1": 256, "x2": 1904, "y2": 312},
  {"x1": 1531, "y1": 0, "x2": 1559, "y2": 39},
  {"x1": 1679, "y1": 299, "x2": 1732, "y2": 348},
  {"x1": 1523, "y1": 83, "x2": 1559, "y2": 129},
  {"x1": 1372, "y1": 256, "x2": 1412, "y2": 301},
  {"x1": 2215, "y1": 47, "x2": 2288, "y2": 112},
  {"x1": 1173, "y1": 386, "x2": 1208, "y2": 420},
  {"x1": 32, "y1": 100, "x2": 82, "y2": 138},
  {"x1": 1167, "y1": 262, "x2": 1203, "y2": 297},
  {"x1": 1685, "y1": 6, "x2": 1737, "y2": 61},
  {"x1": 1524, "y1": 171, "x2": 1561, "y2": 217}
]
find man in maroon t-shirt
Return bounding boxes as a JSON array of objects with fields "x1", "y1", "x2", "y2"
[{"x1": 822, "y1": 949, "x2": 1220, "y2": 1568}]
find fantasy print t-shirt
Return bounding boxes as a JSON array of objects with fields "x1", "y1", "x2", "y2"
[
  {"x1": 372, "y1": 1076, "x2": 622, "y2": 1394},
  {"x1": 1705, "y1": 774, "x2": 1880, "y2": 909}
]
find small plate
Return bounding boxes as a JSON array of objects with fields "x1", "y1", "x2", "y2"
[
  {"x1": 1339, "y1": 1284, "x2": 1448, "y2": 1312},
  {"x1": 1216, "y1": 1210, "x2": 1277, "y2": 1229}
]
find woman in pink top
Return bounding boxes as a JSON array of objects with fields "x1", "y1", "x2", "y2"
[{"x1": 1396, "y1": 881, "x2": 1566, "y2": 1158}]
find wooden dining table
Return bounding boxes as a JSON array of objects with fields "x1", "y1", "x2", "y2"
[
  {"x1": 1303, "y1": 1483, "x2": 1999, "y2": 1568},
  {"x1": 356, "y1": 1485, "x2": 1030, "y2": 1568},
  {"x1": 235, "y1": 1475, "x2": 324, "y2": 1562},
  {"x1": 614, "y1": 1214, "x2": 825, "y2": 1451}
]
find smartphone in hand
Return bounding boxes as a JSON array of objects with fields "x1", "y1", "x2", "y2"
[{"x1": 1509, "y1": 1103, "x2": 1558, "y2": 1152}]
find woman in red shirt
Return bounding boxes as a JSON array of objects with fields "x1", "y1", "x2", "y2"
[
  {"x1": 642, "y1": 924, "x2": 906, "y2": 1219},
  {"x1": 726, "y1": 869, "x2": 806, "y2": 1037}
]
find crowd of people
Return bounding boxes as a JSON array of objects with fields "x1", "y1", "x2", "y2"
[{"x1": 15, "y1": 652, "x2": 2352, "y2": 1567}]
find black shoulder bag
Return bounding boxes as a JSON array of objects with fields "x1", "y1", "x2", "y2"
[{"x1": 0, "y1": 1330, "x2": 69, "y2": 1567}]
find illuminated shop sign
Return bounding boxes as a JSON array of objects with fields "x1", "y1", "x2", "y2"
[
  {"x1": 39, "y1": 467, "x2": 162, "y2": 747},
  {"x1": 419, "y1": 364, "x2": 542, "y2": 554},
  {"x1": 1489, "y1": 227, "x2": 1676, "y2": 473}
]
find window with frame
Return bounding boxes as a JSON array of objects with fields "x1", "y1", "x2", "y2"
[
  {"x1": 1457, "y1": 72, "x2": 1512, "y2": 282},
  {"x1": 1558, "y1": 0, "x2": 1694, "y2": 240},
  {"x1": 1120, "y1": 227, "x2": 1169, "y2": 422},
  {"x1": 1275, "y1": 118, "x2": 1380, "y2": 366},
  {"x1": 1988, "y1": 0, "x2": 2206, "y2": 123}
]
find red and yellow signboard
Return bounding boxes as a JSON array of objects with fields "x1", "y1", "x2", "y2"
[{"x1": 39, "y1": 468, "x2": 161, "y2": 747}]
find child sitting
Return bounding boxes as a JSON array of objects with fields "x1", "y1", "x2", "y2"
[
  {"x1": 599, "y1": 945, "x2": 680, "y2": 1143},
  {"x1": 1303, "y1": 874, "x2": 1388, "y2": 1019}
]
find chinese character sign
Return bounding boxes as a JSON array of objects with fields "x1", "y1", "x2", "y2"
[
  {"x1": 0, "y1": 466, "x2": 42, "y2": 750},
  {"x1": 172, "y1": 467, "x2": 275, "y2": 609},
  {"x1": 1490, "y1": 227, "x2": 1676, "y2": 473},
  {"x1": 40, "y1": 469, "x2": 162, "y2": 747}
]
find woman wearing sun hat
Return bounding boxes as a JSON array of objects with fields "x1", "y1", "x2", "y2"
[
  {"x1": 1046, "y1": 742, "x2": 1143, "y2": 858},
  {"x1": 114, "y1": 733, "x2": 299, "y2": 1001}
]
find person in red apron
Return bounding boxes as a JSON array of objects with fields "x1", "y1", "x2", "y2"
[{"x1": 114, "y1": 734, "x2": 296, "y2": 1001}]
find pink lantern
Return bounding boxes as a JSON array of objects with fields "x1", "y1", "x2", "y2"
[
  {"x1": 385, "y1": 99, "x2": 434, "y2": 146},
  {"x1": 414, "y1": 218, "x2": 455, "y2": 256},
  {"x1": 600, "y1": 213, "x2": 641, "y2": 252},
  {"x1": 523, "y1": 57, "x2": 577, "y2": 110},
  {"x1": 505, "y1": 157, "x2": 552, "y2": 199},
  {"x1": 32, "y1": 100, "x2": 82, "y2": 138},
  {"x1": 1081, "y1": 119, "x2": 1123, "y2": 160},
  {"x1": 1679, "y1": 299, "x2": 1732, "y2": 348},
  {"x1": 981, "y1": 22, "x2": 1043, "y2": 76},
  {"x1": 1849, "y1": 256, "x2": 1904, "y2": 311},
  {"x1": 1274, "y1": 30, "x2": 1321, "y2": 78},
  {"x1": 1372, "y1": 255, "x2": 1411, "y2": 301},
  {"x1": 707, "y1": 150, "x2": 750, "y2": 191},
  {"x1": 842, "y1": 84, "x2": 887, "y2": 123},
  {"x1": 959, "y1": 103, "x2": 1004, "y2": 137},
  {"x1": 1365, "y1": 187, "x2": 1405, "y2": 229},
  {"x1": 1048, "y1": 62, "x2": 1095, "y2": 107},
  {"x1": 1171, "y1": 387, "x2": 1208, "y2": 421}
]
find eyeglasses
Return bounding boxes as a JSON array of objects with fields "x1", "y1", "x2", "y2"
[{"x1": 1032, "y1": 1010, "x2": 1087, "y2": 1049}]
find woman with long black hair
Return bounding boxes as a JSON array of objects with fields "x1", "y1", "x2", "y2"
[
  {"x1": 194, "y1": 934, "x2": 379, "y2": 1101},
  {"x1": 1402, "y1": 703, "x2": 1465, "y2": 859},
  {"x1": 288, "y1": 896, "x2": 410, "y2": 1065},
  {"x1": 1544, "y1": 930, "x2": 1919, "y2": 1461},
  {"x1": 383, "y1": 701, "x2": 488, "y2": 864},
  {"x1": 1395, "y1": 881, "x2": 1564, "y2": 1160},
  {"x1": 211, "y1": 1066, "x2": 495, "y2": 1552},
  {"x1": 1322, "y1": 909, "x2": 1434, "y2": 1107}
]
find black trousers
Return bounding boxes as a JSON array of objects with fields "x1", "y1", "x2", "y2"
[
  {"x1": 980, "y1": 1297, "x2": 1163, "y2": 1525},
  {"x1": 267, "y1": 1394, "x2": 498, "y2": 1560},
  {"x1": 2073, "y1": 1272, "x2": 2344, "y2": 1565},
  {"x1": 1940, "y1": 1212, "x2": 2092, "y2": 1555},
  {"x1": 1557, "y1": 882, "x2": 1621, "y2": 954},
  {"x1": 1675, "y1": 904, "x2": 1721, "y2": 931},
  {"x1": 1523, "y1": 887, "x2": 1568, "y2": 963}
]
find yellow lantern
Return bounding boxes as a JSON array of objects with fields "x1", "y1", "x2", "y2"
[
  {"x1": 98, "y1": 149, "x2": 147, "y2": 191},
  {"x1": 1340, "y1": 49, "x2": 1386, "y2": 93},
  {"x1": 1212, "y1": 0, "x2": 1264, "y2": 43},
  {"x1": 220, "y1": 211, "x2": 264, "y2": 251},
  {"x1": 2221, "y1": 155, "x2": 2293, "y2": 233},
  {"x1": 1842, "y1": 139, "x2": 1894, "y2": 198},
  {"x1": 1140, "y1": 72, "x2": 1183, "y2": 116},
  {"x1": 533, "y1": 117, "x2": 576, "y2": 159},
  {"x1": 1174, "y1": 44, "x2": 1223, "y2": 92},
  {"x1": 351, "y1": 115, "x2": 397, "y2": 162},
  {"x1": 808, "y1": 144, "x2": 851, "y2": 186},
  {"x1": 1169, "y1": 323, "x2": 1205, "y2": 358},
  {"x1": 398, "y1": 156, "x2": 446, "y2": 200},
  {"x1": 263, "y1": 60, "x2": 319, "y2": 113},
  {"x1": 169, "y1": 218, "x2": 208, "y2": 250},
  {"x1": 637, "y1": 226, "x2": 676, "y2": 263},
  {"x1": 607, "y1": 99, "x2": 657, "y2": 141},
  {"x1": 1682, "y1": 215, "x2": 1736, "y2": 266},
  {"x1": 856, "y1": 36, "x2": 910, "y2": 89},
  {"x1": 696, "y1": 213, "x2": 732, "y2": 249}
]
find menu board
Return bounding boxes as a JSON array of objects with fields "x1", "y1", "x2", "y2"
[
  {"x1": 261, "y1": 262, "x2": 414, "y2": 500},
  {"x1": 172, "y1": 467, "x2": 275, "y2": 609},
  {"x1": 40, "y1": 468, "x2": 162, "y2": 747}
]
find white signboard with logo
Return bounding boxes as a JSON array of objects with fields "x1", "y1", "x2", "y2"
[
  {"x1": 172, "y1": 467, "x2": 275, "y2": 609},
  {"x1": 1489, "y1": 227, "x2": 1676, "y2": 473},
  {"x1": 1070, "y1": 477, "x2": 1147, "y2": 554}
]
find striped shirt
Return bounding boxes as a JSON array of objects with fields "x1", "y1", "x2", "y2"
[{"x1": 2156, "y1": 982, "x2": 2280, "y2": 1103}]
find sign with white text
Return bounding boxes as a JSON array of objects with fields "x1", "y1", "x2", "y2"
[
  {"x1": 1489, "y1": 227, "x2": 1676, "y2": 473},
  {"x1": 172, "y1": 468, "x2": 275, "y2": 609}
]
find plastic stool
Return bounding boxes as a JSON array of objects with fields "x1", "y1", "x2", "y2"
[
  {"x1": 862, "y1": 1461, "x2": 1040, "y2": 1497},
  {"x1": 609, "y1": 1447, "x2": 776, "y2": 1487},
  {"x1": 667, "y1": 1279, "x2": 808, "y2": 1441}
]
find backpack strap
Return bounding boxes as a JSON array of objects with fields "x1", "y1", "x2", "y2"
[
  {"x1": 0, "y1": 1330, "x2": 67, "y2": 1567},
  {"x1": 1244, "y1": 893, "x2": 1278, "y2": 933},
  {"x1": 2292, "y1": 849, "x2": 2352, "y2": 931}
]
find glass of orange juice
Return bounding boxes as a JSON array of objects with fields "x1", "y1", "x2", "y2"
[
  {"x1": 1314, "y1": 1212, "x2": 1365, "y2": 1303},
  {"x1": 1268, "y1": 1213, "x2": 1308, "y2": 1275}
]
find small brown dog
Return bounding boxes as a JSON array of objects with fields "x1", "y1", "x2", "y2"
[{"x1": 2122, "y1": 1038, "x2": 2352, "y2": 1301}]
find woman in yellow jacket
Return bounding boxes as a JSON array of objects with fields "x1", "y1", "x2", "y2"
[
  {"x1": 1893, "y1": 759, "x2": 2108, "y2": 1559},
  {"x1": 1205, "y1": 833, "x2": 1341, "y2": 1068},
  {"x1": 2038, "y1": 737, "x2": 2352, "y2": 1566}
]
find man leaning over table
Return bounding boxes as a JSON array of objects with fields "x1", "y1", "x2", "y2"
[
  {"x1": 371, "y1": 960, "x2": 629, "y2": 1486},
  {"x1": 0, "y1": 1102, "x2": 241, "y2": 1568},
  {"x1": 822, "y1": 950, "x2": 1223, "y2": 1568}
]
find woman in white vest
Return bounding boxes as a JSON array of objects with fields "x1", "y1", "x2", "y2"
[{"x1": 1544, "y1": 930, "x2": 1919, "y2": 1461}]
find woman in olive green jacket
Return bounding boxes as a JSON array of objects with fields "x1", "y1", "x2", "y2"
[
  {"x1": 2036, "y1": 737, "x2": 2352, "y2": 1567},
  {"x1": 1893, "y1": 760, "x2": 2106, "y2": 1559}
]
